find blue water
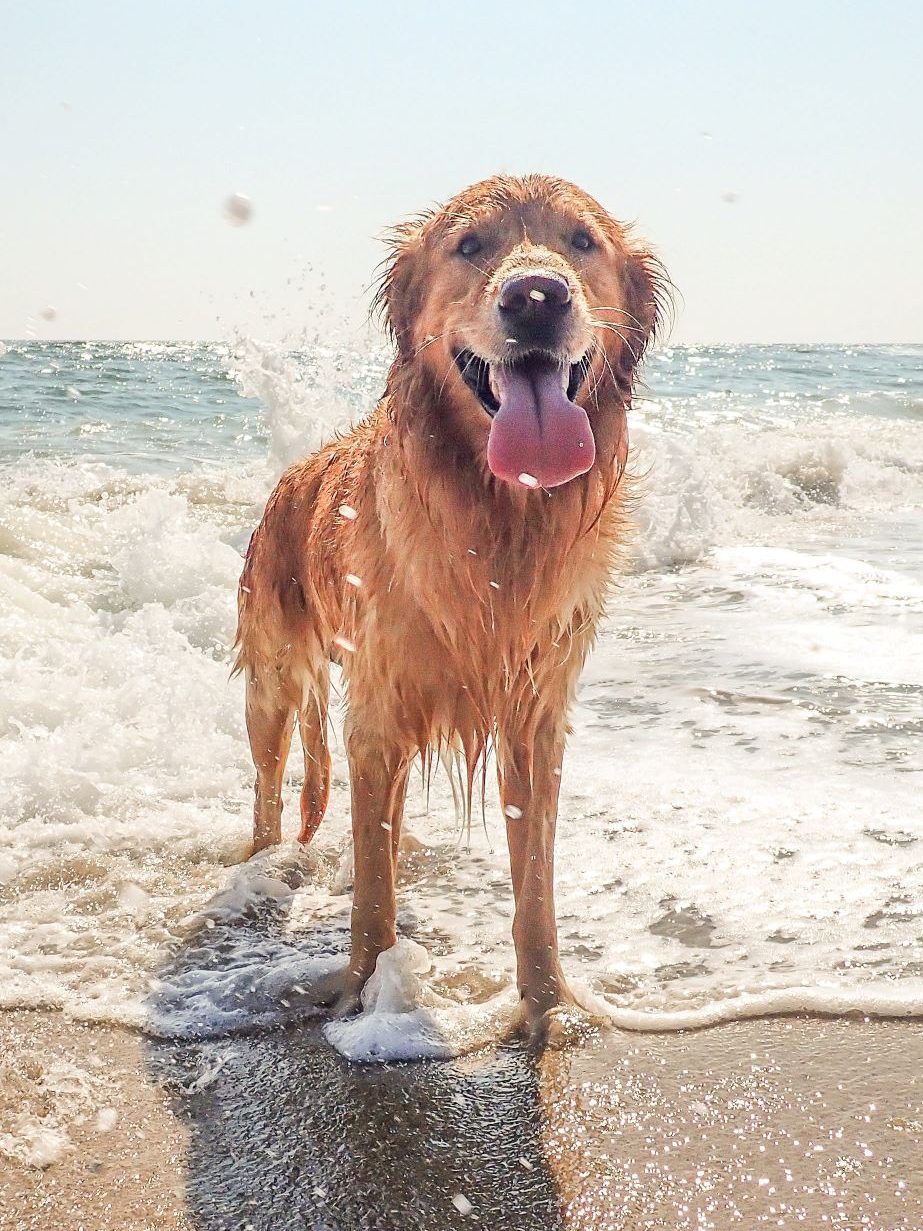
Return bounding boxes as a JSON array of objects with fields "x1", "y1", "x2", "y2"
[{"x1": 1, "y1": 341, "x2": 919, "y2": 470}]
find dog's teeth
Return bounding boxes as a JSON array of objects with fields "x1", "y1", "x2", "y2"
[
  {"x1": 529, "y1": 289, "x2": 546, "y2": 302},
  {"x1": 338, "y1": 504, "x2": 358, "y2": 521},
  {"x1": 517, "y1": 472, "x2": 539, "y2": 489}
]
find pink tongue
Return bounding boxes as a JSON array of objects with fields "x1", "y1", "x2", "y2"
[{"x1": 487, "y1": 361, "x2": 595, "y2": 488}]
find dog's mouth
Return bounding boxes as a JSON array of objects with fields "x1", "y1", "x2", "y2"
[
  {"x1": 452, "y1": 349, "x2": 596, "y2": 488},
  {"x1": 453, "y1": 349, "x2": 588, "y2": 419}
]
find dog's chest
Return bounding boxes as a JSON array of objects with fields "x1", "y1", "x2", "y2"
[{"x1": 387, "y1": 532, "x2": 606, "y2": 681}]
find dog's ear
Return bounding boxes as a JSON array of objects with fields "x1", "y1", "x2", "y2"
[
  {"x1": 372, "y1": 216, "x2": 429, "y2": 358},
  {"x1": 619, "y1": 243, "x2": 672, "y2": 373}
]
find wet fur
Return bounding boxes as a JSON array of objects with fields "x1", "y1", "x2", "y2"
[{"x1": 234, "y1": 174, "x2": 666, "y2": 1036}]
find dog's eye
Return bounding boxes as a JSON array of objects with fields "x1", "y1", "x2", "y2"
[
  {"x1": 458, "y1": 234, "x2": 482, "y2": 258},
  {"x1": 571, "y1": 228, "x2": 595, "y2": 252}
]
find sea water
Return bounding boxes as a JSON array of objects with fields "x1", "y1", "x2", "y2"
[{"x1": 1, "y1": 339, "x2": 921, "y2": 1062}]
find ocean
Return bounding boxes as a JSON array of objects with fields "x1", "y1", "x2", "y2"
[{"x1": 1, "y1": 338, "x2": 921, "y2": 1060}]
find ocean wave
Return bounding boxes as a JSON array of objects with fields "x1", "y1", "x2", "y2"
[{"x1": 630, "y1": 415, "x2": 923, "y2": 571}]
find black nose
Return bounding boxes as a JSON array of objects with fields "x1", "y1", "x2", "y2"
[{"x1": 498, "y1": 272, "x2": 572, "y2": 325}]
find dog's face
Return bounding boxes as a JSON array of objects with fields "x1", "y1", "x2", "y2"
[{"x1": 378, "y1": 175, "x2": 665, "y2": 488}]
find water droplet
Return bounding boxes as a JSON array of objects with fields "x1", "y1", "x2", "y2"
[{"x1": 224, "y1": 193, "x2": 253, "y2": 225}]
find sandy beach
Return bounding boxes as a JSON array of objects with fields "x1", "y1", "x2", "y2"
[{"x1": 2, "y1": 1009, "x2": 920, "y2": 1230}]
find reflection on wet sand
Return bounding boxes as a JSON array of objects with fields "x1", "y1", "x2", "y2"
[
  {"x1": 143, "y1": 1017, "x2": 923, "y2": 1230},
  {"x1": 150, "y1": 1031, "x2": 562, "y2": 1230},
  {"x1": 3, "y1": 1005, "x2": 921, "y2": 1228}
]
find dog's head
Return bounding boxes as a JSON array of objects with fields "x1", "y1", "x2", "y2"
[{"x1": 375, "y1": 175, "x2": 668, "y2": 489}]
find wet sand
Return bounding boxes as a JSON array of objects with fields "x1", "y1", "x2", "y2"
[{"x1": 2, "y1": 1010, "x2": 921, "y2": 1230}]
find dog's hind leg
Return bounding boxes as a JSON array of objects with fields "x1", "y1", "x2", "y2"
[
  {"x1": 333, "y1": 717, "x2": 413, "y2": 1013},
  {"x1": 245, "y1": 671, "x2": 296, "y2": 855},
  {"x1": 298, "y1": 670, "x2": 330, "y2": 844}
]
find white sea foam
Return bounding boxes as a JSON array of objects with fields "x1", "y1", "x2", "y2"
[
  {"x1": 0, "y1": 1050, "x2": 100, "y2": 1168},
  {"x1": 324, "y1": 939, "x2": 518, "y2": 1062},
  {"x1": 229, "y1": 335, "x2": 361, "y2": 474},
  {"x1": 629, "y1": 415, "x2": 923, "y2": 572},
  {"x1": 1, "y1": 343, "x2": 922, "y2": 1062}
]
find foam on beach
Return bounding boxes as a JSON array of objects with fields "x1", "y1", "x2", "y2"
[{"x1": 1, "y1": 341, "x2": 921, "y2": 1061}]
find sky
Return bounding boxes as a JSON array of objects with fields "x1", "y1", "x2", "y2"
[{"x1": 2, "y1": 1, "x2": 921, "y2": 344}]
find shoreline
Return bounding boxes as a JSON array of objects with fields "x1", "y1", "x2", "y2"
[{"x1": 2, "y1": 1009, "x2": 921, "y2": 1230}]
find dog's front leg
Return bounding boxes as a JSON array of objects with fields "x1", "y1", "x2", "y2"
[
  {"x1": 335, "y1": 721, "x2": 411, "y2": 1015},
  {"x1": 499, "y1": 709, "x2": 579, "y2": 1040}
]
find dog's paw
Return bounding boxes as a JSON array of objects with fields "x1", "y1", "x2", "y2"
[
  {"x1": 290, "y1": 964, "x2": 371, "y2": 1018},
  {"x1": 514, "y1": 983, "x2": 605, "y2": 1050},
  {"x1": 527, "y1": 1004, "x2": 602, "y2": 1050},
  {"x1": 244, "y1": 834, "x2": 282, "y2": 860},
  {"x1": 330, "y1": 973, "x2": 368, "y2": 1018}
]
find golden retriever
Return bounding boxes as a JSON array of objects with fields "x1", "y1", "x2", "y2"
[{"x1": 235, "y1": 174, "x2": 666, "y2": 1040}]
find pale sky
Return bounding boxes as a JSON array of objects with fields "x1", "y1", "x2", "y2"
[{"x1": 2, "y1": 1, "x2": 921, "y2": 344}]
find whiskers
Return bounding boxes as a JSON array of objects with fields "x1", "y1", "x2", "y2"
[
  {"x1": 585, "y1": 336, "x2": 623, "y2": 406},
  {"x1": 403, "y1": 327, "x2": 478, "y2": 405},
  {"x1": 583, "y1": 315, "x2": 639, "y2": 395},
  {"x1": 410, "y1": 327, "x2": 464, "y2": 360},
  {"x1": 437, "y1": 346, "x2": 476, "y2": 403},
  {"x1": 591, "y1": 318, "x2": 640, "y2": 362},
  {"x1": 590, "y1": 304, "x2": 648, "y2": 333}
]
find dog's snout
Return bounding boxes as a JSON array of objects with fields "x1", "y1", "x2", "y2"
[
  {"x1": 498, "y1": 272, "x2": 571, "y2": 321},
  {"x1": 497, "y1": 271, "x2": 573, "y2": 349}
]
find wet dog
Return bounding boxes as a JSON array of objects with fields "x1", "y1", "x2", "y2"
[{"x1": 235, "y1": 174, "x2": 667, "y2": 1039}]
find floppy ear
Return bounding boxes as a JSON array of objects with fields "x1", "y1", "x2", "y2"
[
  {"x1": 620, "y1": 244, "x2": 672, "y2": 371},
  {"x1": 372, "y1": 217, "x2": 429, "y2": 358}
]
